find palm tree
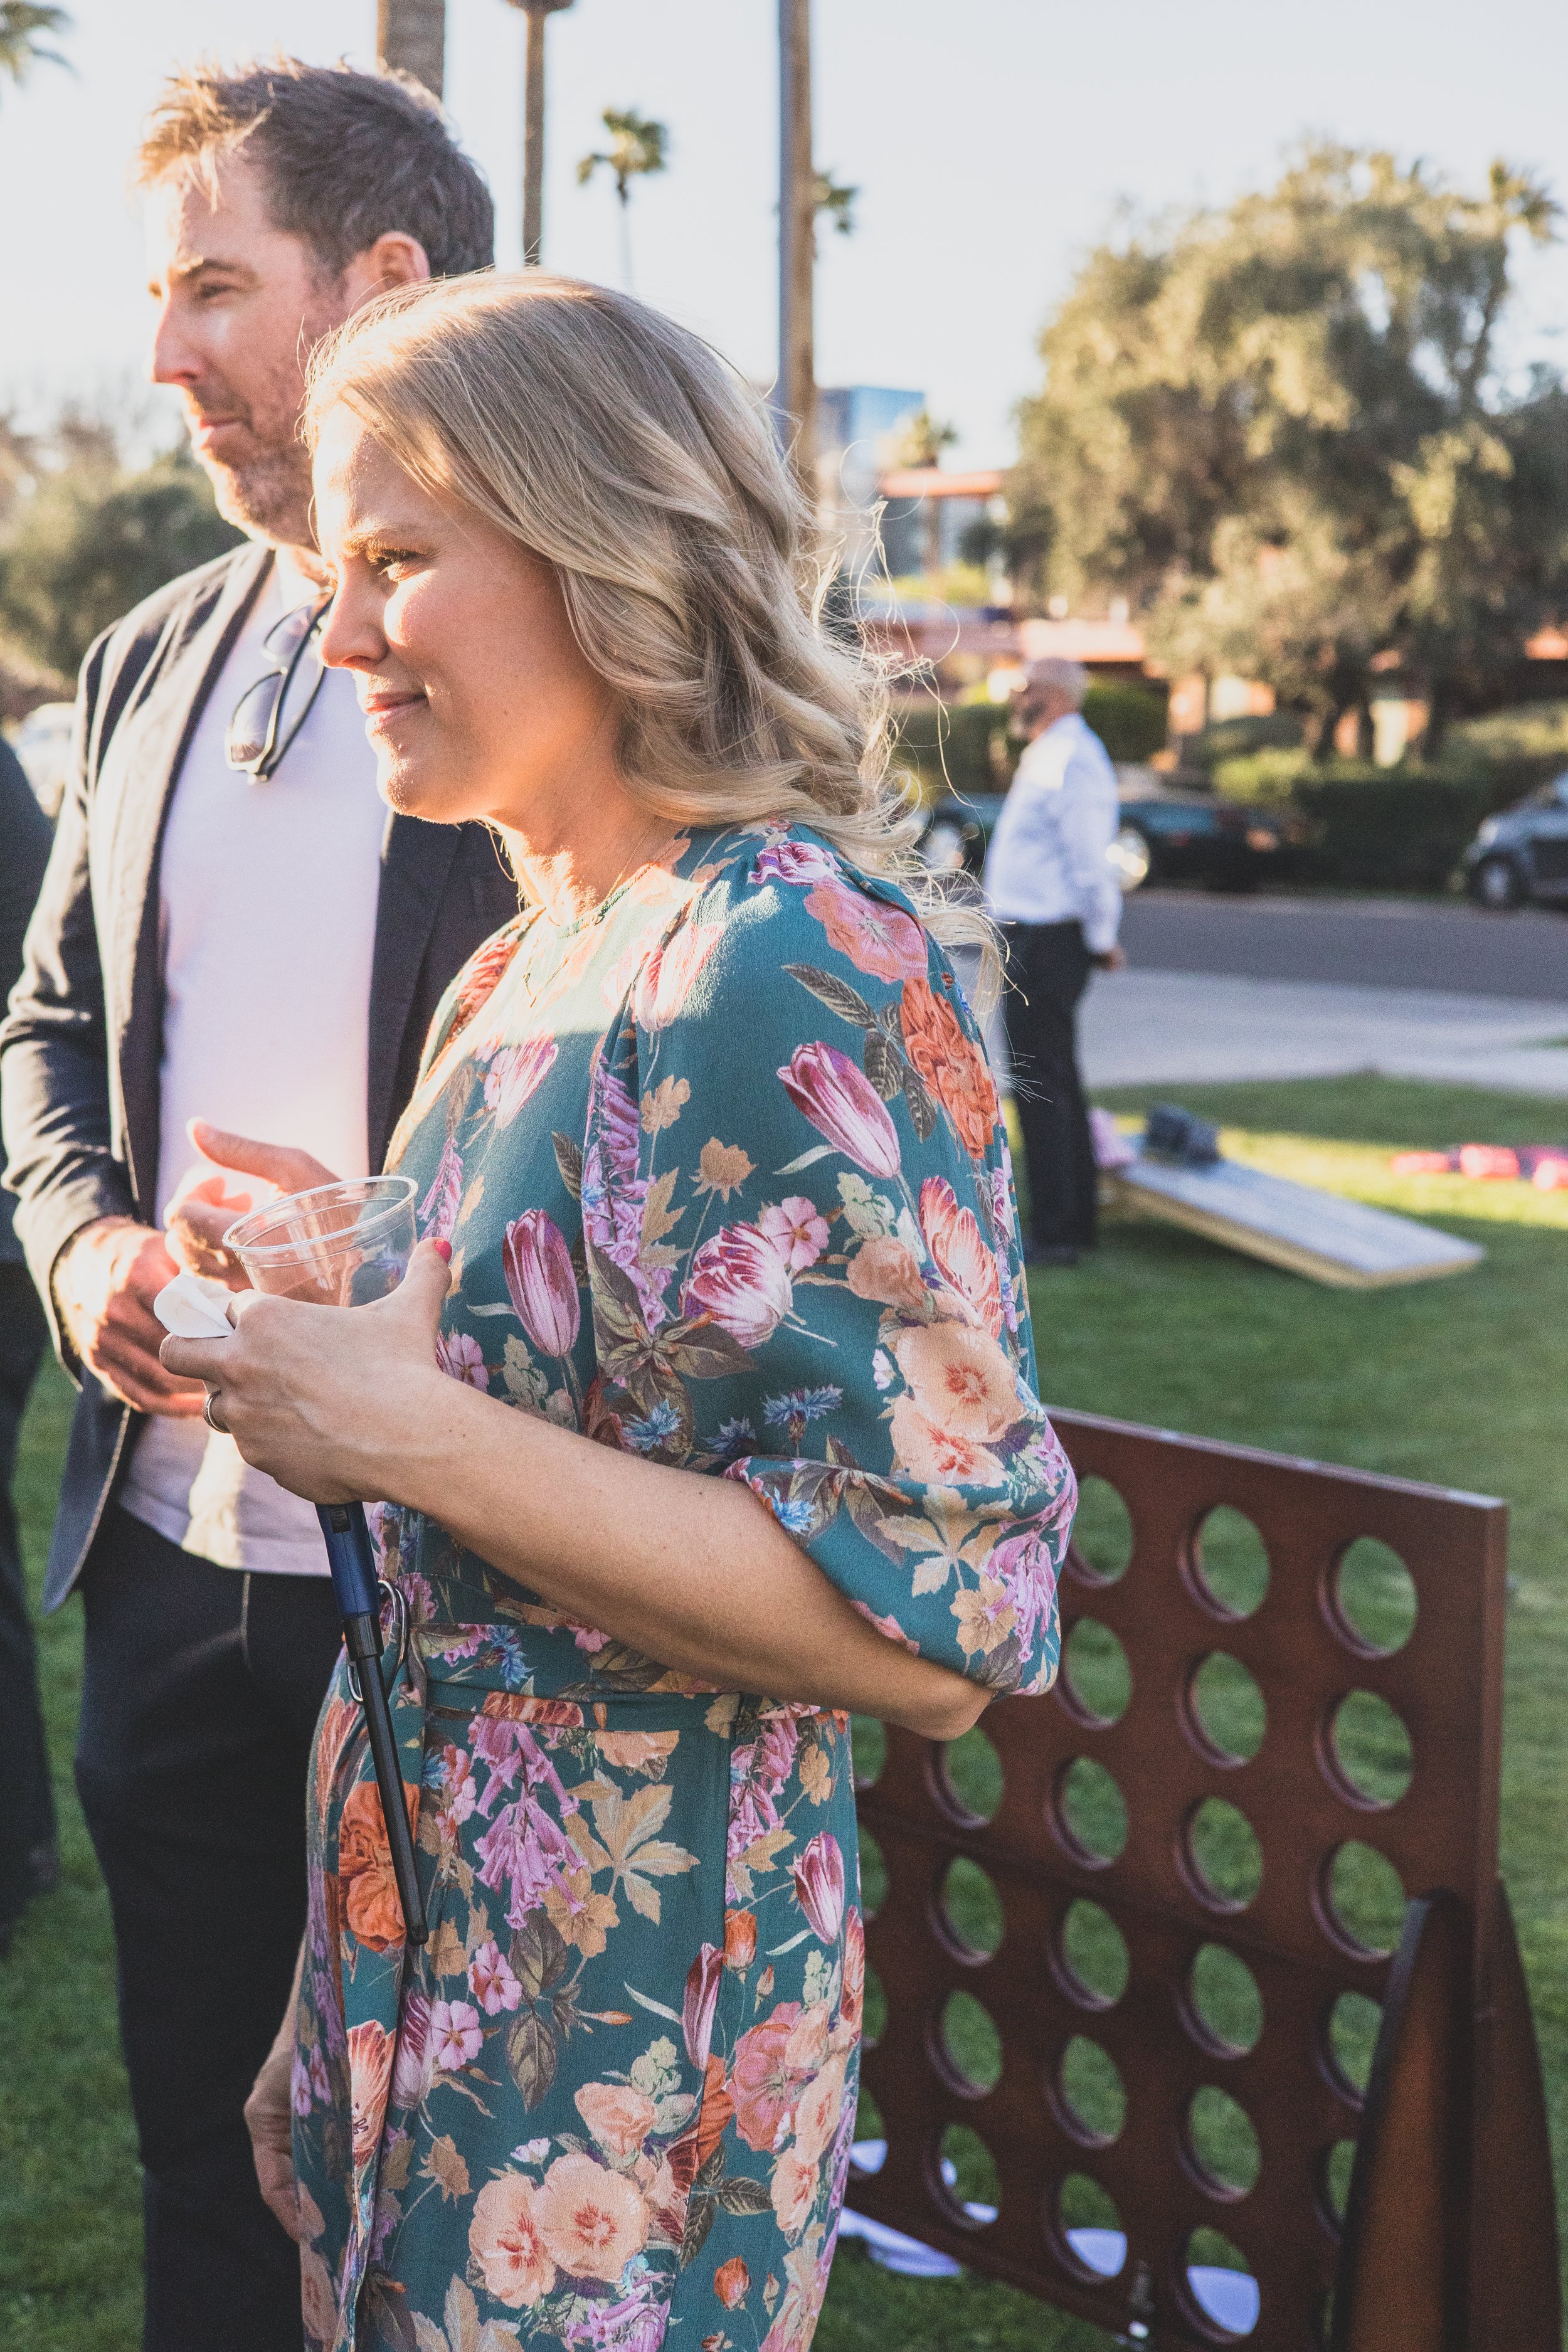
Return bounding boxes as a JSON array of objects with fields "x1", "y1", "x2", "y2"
[
  {"x1": 376, "y1": 0, "x2": 444, "y2": 98},
  {"x1": 812, "y1": 171, "x2": 856, "y2": 244},
  {"x1": 0, "y1": 3, "x2": 71, "y2": 92},
  {"x1": 507, "y1": 0, "x2": 575, "y2": 268},
  {"x1": 576, "y1": 109, "x2": 668, "y2": 291}
]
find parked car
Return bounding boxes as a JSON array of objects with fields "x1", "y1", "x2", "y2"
[
  {"x1": 918, "y1": 776, "x2": 1288, "y2": 893},
  {"x1": 1462, "y1": 773, "x2": 1568, "y2": 909}
]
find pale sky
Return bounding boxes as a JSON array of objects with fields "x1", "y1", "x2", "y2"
[{"x1": 4, "y1": 0, "x2": 1568, "y2": 469}]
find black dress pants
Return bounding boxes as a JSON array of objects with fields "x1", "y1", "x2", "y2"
[
  {"x1": 0, "y1": 1260, "x2": 55, "y2": 1931},
  {"x1": 75, "y1": 1505, "x2": 344, "y2": 2352},
  {"x1": 1000, "y1": 919, "x2": 1098, "y2": 1251}
]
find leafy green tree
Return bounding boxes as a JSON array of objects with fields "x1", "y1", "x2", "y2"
[
  {"x1": 0, "y1": 1, "x2": 70, "y2": 90},
  {"x1": 1010, "y1": 147, "x2": 1568, "y2": 751},
  {"x1": 0, "y1": 441, "x2": 241, "y2": 681},
  {"x1": 577, "y1": 108, "x2": 668, "y2": 290},
  {"x1": 813, "y1": 171, "x2": 857, "y2": 241}
]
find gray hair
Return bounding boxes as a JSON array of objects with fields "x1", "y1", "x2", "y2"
[{"x1": 1021, "y1": 657, "x2": 1088, "y2": 706}]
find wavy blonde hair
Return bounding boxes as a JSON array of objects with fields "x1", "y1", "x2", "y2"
[{"x1": 303, "y1": 270, "x2": 997, "y2": 1004}]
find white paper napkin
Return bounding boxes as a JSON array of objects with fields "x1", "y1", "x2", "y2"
[{"x1": 152, "y1": 1272, "x2": 237, "y2": 1340}]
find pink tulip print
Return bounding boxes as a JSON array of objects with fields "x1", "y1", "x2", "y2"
[
  {"x1": 682, "y1": 1941, "x2": 724, "y2": 2069},
  {"x1": 683, "y1": 1222, "x2": 794, "y2": 1347},
  {"x1": 776, "y1": 1041, "x2": 901, "y2": 1180},
  {"x1": 502, "y1": 1210, "x2": 581, "y2": 1358},
  {"x1": 792, "y1": 1832, "x2": 845, "y2": 1944}
]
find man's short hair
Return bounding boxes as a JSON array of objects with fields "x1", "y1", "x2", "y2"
[
  {"x1": 135, "y1": 57, "x2": 495, "y2": 280},
  {"x1": 1020, "y1": 657, "x2": 1088, "y2": 706}
]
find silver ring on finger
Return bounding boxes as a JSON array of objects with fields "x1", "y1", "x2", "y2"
[{"x1": 203, "y1": 1387, "x2": 228, "y2": 1434}]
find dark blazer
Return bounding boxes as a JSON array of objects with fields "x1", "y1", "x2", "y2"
[
  {"x1": 0, "y1": 740, "x2": 53, "y2": 1266},
  {"x1": 0, "y1": 542, "x2": 519, "y2": 1610}
]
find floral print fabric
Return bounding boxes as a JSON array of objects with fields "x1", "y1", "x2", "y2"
[{"x1": 290, "y1": 824, "x2": 1071, "y2": 2352}]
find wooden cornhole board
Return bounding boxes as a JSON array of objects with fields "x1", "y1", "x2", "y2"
[{"x1": 1107, "y1": 1152, "x2": 1484, "y2": 1288}]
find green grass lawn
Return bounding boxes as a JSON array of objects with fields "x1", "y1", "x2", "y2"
[{"x1": 6, "y1": 1073, "x2": 1568, "y2": 2349}]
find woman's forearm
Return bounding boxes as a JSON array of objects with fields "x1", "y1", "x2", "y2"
[{"x1": 388, "y1": 1372, "x2": 988, "y2": 1741}]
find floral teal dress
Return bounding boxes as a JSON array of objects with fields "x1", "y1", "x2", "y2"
[{"x1": 290, "y1": 823, "x2": 1073, "y2": 2352}]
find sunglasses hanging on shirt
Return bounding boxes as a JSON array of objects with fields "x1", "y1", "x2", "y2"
[{"x1": 225, "y1": 595, "x2": 331, "y2": 779}]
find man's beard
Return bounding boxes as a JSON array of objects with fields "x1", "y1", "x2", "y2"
[{"x1": 201, "y1": 437, "x2": 315, "y2": 551}]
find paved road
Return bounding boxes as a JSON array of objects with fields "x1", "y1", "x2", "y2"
[{"x1": 1120, "y1": 889, "x2": 1568, "y2": 1000}]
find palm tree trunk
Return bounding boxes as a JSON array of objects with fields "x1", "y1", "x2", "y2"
[
  {"x1": 376, "y1": 0, "x2": 444, "y2": 98},
  {"x1": 776, "y1": 0, "x2": 815, "y2": 482},
  {"x1": 618, "y1": 188, "x2": 633, "y2": 293},
  {"x1": 522, "y1": 6, "x2": 548, "y2": 266}
]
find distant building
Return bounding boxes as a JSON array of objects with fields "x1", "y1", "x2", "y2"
[
  {"x1": 815, "y1": 386, "x2": 924, "y2": 571},
  {"x1": 876, "y1": 465, "x2": 1004, "y2": 581}
]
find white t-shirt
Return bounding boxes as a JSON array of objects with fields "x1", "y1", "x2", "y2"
[
  {"x1": 120, "y1": 553, "x2": 386, "y2": 1575},
  {"x1": 982, "y1": 712, "x2": 1123, "y2": 953}
]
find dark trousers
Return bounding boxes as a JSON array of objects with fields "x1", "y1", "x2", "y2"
[
  {"x1": 75, "y1": 1505, "x2": 343, "y2": 2352},
  {"x1": 0, "y1": 1260, "x2": 55, "y2": 1928},
  {"x1": 1001, "y1": 919, "x2": 1098, "y2": 1251}
]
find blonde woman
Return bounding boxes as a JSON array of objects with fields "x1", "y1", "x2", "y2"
[{"x1": 163, "y1": 275, "x2": 1072, "y2": 2352}]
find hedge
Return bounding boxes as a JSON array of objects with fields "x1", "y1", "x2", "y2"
[
  {"x1": 892, "y1": 681, "x2": 1168, "y2": 800},
  {"x1": 1215, "y1": 751, "x2": 1568, "y2": 891}
]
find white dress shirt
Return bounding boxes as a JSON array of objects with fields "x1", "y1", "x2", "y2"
[
  {"x1": 982, "y1": 711, "x2": 1123, "y2": 953},
  {"x1": 119, "y1": 553, "x2": 385, "y2": 1576}
]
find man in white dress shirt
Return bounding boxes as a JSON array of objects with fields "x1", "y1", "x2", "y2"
[{"x1": 983, "y1": 658, "x2": 1125, "y2": 1264}]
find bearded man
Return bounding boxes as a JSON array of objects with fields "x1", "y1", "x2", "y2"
[{"x1": 1, "y1": 61, "x2": 516, "y2": 2349}]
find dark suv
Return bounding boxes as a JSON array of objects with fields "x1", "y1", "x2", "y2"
[{"x1": 1463, "y1": 772, "x2": 1568, "y2": 909}]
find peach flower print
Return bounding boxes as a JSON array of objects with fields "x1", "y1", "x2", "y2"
[
  {"x1": 770, "y1": 2148, "x2": 820, "y2": 2238},
  {"x1": 535, "y1": 2151, "x2": 649, "y2": 2281},
  {"x1": 469, "y1": 2173, "x2": 557, "y2": 2307},
  {"x1": 919, "y1": 1175, "x2": 1003, "y2": 1336},
  {"x1": 891, "y1": 1322, "x2": 1017, "y2": 1441},
  {"x1": 575, "y1": 2079, "x2": 658, "y2": 2158},
  {"x1": 724, "y1": 1908, "x2": 758, "y2": 1969},
  {"x1": 792, "y1": 2052, "x2": 849, "y2": 2166},
  {"x1": 347, "y1": 2019, "x2": 395, "y2": 2168},
  {"x1": 889, "y1": 1397, "x2": 1005, "y2": 1486},
  {"x1": 596, "y1": 1729, "x2": 679, "y2": 1777},
  {"x1": 337, "y1": 1779, "x2": 416, "y2": 1954},
  {"x1": 804, "y1": 880, "x2": 928, "y2": 982},
  {"x1": 846, "y1": 1234, "x2": 930, "y2": 1318}
]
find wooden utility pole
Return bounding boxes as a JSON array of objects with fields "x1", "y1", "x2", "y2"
[
  {"x1": 776, "y1": 0, "x2": 815, "y2": 479},
  {"x1": 376, "y1": 0, "x2": 445, "y2": 98},
  {"x1": 508, "y1": 0, "x2": 574, "y2": 268}
]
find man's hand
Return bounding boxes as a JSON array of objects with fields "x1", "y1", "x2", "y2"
[
  {"x1": 53, "y1": 1217, "x2": 206, "y2": 1415},
  {"x1": 1092, "y1": 943, "x2": 1128, "y2": 972},
  {"x1": 165, "y1": 1120, "x2": 339, "y2": 1290},
  {"x1": 244, "y1": 2030, "x2": 304, "y2": 2243}
]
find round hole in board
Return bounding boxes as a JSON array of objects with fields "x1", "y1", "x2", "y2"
[
  {"x1": 850, "y1": 1713, "x2": 886, "y2": 1789},
  {"x1": 1054, "y1": 1757, "x2": 1129, "y2": 1867},
  {"x1": 1068, "y1": 1475, "x2": 1133, "y2": 1584},
  {"x1": 1185, "y1": 2086, "x2": 1262, "y2": 2201},
  {"x1": 1057, "y1": 1898, "x2": 1130, "y2": 2010},
  {"x1": 937, "y1": 1989, "x2": 1003, "y2": 2097},
  {"x1": 1053, "y1": 2171, "x2": 1126, "y2": 2281},
  {"x1": 1325, "y1": 1690, "x2": 1414, "y2": 1809},
  {"x1": 1321, "y1": 1842, "x2": 1407, "y2": 1958},
  {"x1": 935, "y1": 2122, "x2": 1000, "y2": 2230},
  {"x1": 1187, "y1": 1651, "x2": 1267, "y2": 1766},
  {"x1": 1183, "y1": 2228, "x2": 1260, "y2": 2338},
  {"x1": 1320, "y1": 2138, "x2": 1357, "y2": 2232},
  {"x1": 1061, "y1": 1615, "x2": 1132, "y2": 1727},
  {"x1": 857, "y1": 1824, "x2": 886, "y2": 1921},
  {"x1": 1185, "y1": 1943, "x2": 1264, "y2": 2057},
  {"x1": 1056, "y1": 2035, "x2": 1126, "y2": 2147},
  {"x1": 937, "y1": 1855, "x2": 1004, "y2": 1963},
  {"x1": 1330, "y1": 1537, "x2": 1417, "y2": 1657},
  {"x1": 1183, "y1": 1797, "x2": 1263, "y2": 1912},
  {"x1": 1192, "y1": 1507, "x2": 1270, "y2": 1620},
  {"x1": 933, "y1": 1722, "x2": 1003, "y2": 1827},
  {"x1": 1324, "y1": 1990, "x2": 1382, "y2": 2103}
]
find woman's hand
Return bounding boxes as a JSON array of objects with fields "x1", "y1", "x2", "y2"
[
  {"x1": 244, "y1": 2029, "x2": 304, "y2": 2244},
  {"x1": 164, "y1": 1121, "x2": 340, "y2": 1290},
  {"x1": 159, "y1": 1239, "x2": 455, "y2": 1506}
]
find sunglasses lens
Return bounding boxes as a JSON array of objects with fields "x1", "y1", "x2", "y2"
[
  {"x1": 262, "y1": 601, "x2": 320, "y2": 662},
  {"x1": 272, "y1": 644, "x2": 326, "y2": 760},
  {"x1": 226, "y1": 676, "x2": 280, "y2": 770}
]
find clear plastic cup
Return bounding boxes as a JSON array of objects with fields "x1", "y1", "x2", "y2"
[{"x1": 224, "y1": 1175, "x2": 418, "y2": 1307}]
